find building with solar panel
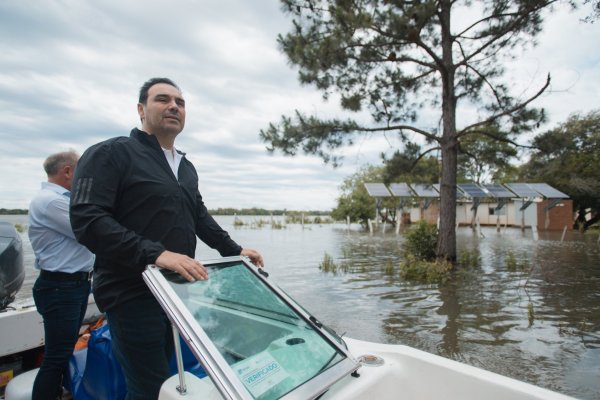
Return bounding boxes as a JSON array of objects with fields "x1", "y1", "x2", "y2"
[{"x1": 364, "y1": 182, "x2": 573, "y2": 231}]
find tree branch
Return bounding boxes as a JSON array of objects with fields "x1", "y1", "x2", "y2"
[{"x1": 457, "y1": 74, "x2": 551, "y2": 136}]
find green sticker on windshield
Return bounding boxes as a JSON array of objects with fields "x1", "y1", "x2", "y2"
[{"x1": 234, "y1": 351, "x2": 290, "y2": 398}]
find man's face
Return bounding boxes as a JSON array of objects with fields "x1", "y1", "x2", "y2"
[{"x1": 137, "y1": 83, "x2": 186, "y2": 137}]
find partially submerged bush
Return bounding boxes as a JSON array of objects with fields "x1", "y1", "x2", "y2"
[
  {"x1": 403, "y1": 221, "x2": 438, "y2": 261},
  {"x1": 319, "y1": 252, "x2": 337, "y2": 273},
  {"x1": 459, "y1": 249, "x2": 481, "y2": 268},
  {"x1": 505, "y1": 251, "x2": 529, "y2": 271},
  {"x1": 399, "y1": 221, "x2": 452, "y2": 283},
  {"x1": 400, "y1": 255, "x2": 453, "y2": 284},
  {"x1": 384, "y1": 259, "x2": 395, "y2": 275}
]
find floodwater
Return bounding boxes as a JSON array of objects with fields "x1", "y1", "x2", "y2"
[{"x1": 3, "y1": 214, "x2": 600, "y2": 399}]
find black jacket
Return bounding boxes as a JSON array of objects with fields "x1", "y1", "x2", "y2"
[{"x1": 70, "y1": 128, "x2": 242, "y2": 311}]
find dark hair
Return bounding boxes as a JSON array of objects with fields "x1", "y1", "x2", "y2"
[
  {"x1": 43, "y1": 150, "x2": 79, "y2": 176},
  {"x1": 138, "y1": 77, "x2": 180, "y2": 104}
]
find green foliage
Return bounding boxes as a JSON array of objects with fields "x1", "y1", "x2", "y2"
[
  {"x1": 399, "y1": 255, "x2": 453, "y2": 284},
  {"x1": 458, "y1": 250, "x2": 481, "y2": 268},
  {"x1": 384, "y1": 259, "x2": 395, "y2": 275},
  {"x1": 318, "y1": 252, "x2": 349, "y2": 274},
  {"x1": 330, "y1": 165, "x2": 385, "y2": 225},
  {"x1": 528, "y1": 302, "x2": 535, "y2": 327},
  {"x1": 505, "y1": 251, "x2": 529, "y2": 271},
  {"x1": 382, "y1": 142, "x2": 440, "y2": 184},
  {"x1": 271, "y1": 220, "x2": 285, "y2": 229},
  {"x1": 398, "y1": 221, "x2": 448, "y2": 282},
  {"x1": 403, "y1": 221, "x2": 438, "y2": 261},
  {"x1": 319, "y1": 252, "x2": 337, "y2": 273},
  {"x1": 583, "y1": 0, "x2": 600, "y2": 22},
  {"x1": 13, "y1": 223, "x2": 25, "y2": 233},
  {"x1": 520, "y1": 110, "x2": 600, "y2": 230},
  {"x1": 457, "y1": 126, "x2": 519, "y2": 184}
]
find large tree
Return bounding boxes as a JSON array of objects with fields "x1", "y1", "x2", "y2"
[
  {"x1": 520, "y1": 110, "x2": 600, "y2": 230},
  {"x1": 261, "y1": 0, "x2": 553, "y2": 261}
]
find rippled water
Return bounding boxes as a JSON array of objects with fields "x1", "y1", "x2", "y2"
[{"x1": 3, "y1": 214, "x2": 599, "y2": 399}]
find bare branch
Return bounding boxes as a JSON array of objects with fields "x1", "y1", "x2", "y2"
[
  {"x1": 466, "y1": 64, "x2": 504, "y2": 106},
  {"x1": 458, "y1": 74, "x2": 551, "y2": 136},
  {"x1": 360, "y1": 124, "x2": 439, "y2": 142}
]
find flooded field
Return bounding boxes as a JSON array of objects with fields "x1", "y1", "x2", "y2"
[{"x1": 4, "y1": 214, "x2": 599, "y2": 399}]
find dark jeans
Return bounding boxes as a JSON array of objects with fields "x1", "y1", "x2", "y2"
[
  {"x1": 32, "y1": 276, "x2": 91, "y2": 400},
  {"x1": 106, "y1": 296, "x2": 174, "y2": 400}
]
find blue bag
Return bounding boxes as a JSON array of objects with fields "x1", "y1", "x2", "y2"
[
  {"x1": 67, "y1": 323, "x2": 127, "y2": 400},
  {"x1": 67, "y1": 325, "x2": 205, "y2": 399}
]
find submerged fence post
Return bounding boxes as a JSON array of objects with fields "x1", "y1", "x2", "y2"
[
  {"x1": 561, "y1": 225, "x2": 568, "y2": 242},
  {"x1": 532, "y1": 225, "x2": 539, "y2": 241},
  {"x1": 368, "y1": 218, "x2": 373, "y2": 234}
]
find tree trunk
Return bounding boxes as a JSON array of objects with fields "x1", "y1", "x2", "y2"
[{"x1": 436, "y1": 0, "x2": 458, "y2": 262}]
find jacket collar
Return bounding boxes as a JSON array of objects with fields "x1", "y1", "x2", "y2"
[{"x1": 130, "y1": 128, "x2": 186, "y2": 156}]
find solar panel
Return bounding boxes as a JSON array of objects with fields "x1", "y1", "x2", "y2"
[
  {"x1": 388, "y1": 183, "x2": 413, "y2": 197},
  {"x1": 409, "y1": 183, "x2": 439, "y2": 198},
  {"x1": 484, "y1": 184, "x2": 515, "y2": 198},
  {"x1": 528, "y1": 183, "x2": 569, "y2": 199},
  {"x1": 457, "y1": 183, "x2": 488, "y2": 198},
  {"x1": 504, "y1": 183, "x2": 540, "y2": 198},
  {"x1": 363, "y1": 183, "x2": 392, "y2": 197}
]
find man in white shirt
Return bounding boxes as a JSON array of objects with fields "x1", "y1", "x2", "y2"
[{"x1": 28, "y1": 150, "x2": 95, "y2": 400}]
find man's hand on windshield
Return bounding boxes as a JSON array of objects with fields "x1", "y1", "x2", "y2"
[
  {"x1": 241, "y1": 248, "x2": 264, "y2": 268},
  {"x1": 155, "y1": 250, "x2": 208, "y2": 281}
]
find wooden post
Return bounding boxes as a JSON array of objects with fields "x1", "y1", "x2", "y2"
[
  {"x1": 521, "y1": 200, "x2": 525, "y2": 232},
  {"x1": 561, "y1": 225, "x2": 567, "y2": 242}
]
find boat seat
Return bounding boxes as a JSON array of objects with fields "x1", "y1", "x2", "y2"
[{"x1": 5, "y1": 368, "x2": 38, "y2": 400}]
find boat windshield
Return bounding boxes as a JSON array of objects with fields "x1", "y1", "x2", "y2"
[{"x1": 143, "y1": 257, "x2": 358, "y2": 400}]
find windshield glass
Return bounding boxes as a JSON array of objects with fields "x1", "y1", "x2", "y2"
[{"x1": 165, "y1": 261, "x2": 345, "y2": 399}]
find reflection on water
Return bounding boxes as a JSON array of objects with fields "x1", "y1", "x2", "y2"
[{"x1": 3, "y1": 214, "x2": 599, "y2": 399}]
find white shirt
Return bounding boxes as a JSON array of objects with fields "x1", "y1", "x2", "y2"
[
  {"x1": 28, "y1": 182, "x2": 95, "y2": 272},
  {"x1": 162, "y1": 147, "x2": 183, "y2": 179}
]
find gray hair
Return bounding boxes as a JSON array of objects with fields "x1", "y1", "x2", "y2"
[{"x1": 43, "y1": 150, "x2": 79, "y2": 176}]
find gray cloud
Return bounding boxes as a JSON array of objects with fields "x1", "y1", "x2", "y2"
[{"x1": 1, "y1": 1, "x2": 599, "y2": 210}]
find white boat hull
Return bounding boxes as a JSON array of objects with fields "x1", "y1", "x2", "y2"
[
  {"x1": 159, "y1": 337, "x2": 575, "y2": 400},
  {"x1": 0, "y1": 295, "x2": 100, "y2": 358}
]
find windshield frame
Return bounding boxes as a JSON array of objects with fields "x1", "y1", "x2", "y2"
[{"x1": 142, "y1": 256, "x2": 359, "y2": 400}]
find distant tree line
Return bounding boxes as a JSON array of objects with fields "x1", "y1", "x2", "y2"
[
  {"x1": 208, "y1": 208, "x2": 330, "y2": 216},
  {"x1": 0, "y1": 209, "x2": 28, "y2": 215},
  {"x1": 0, "y1": 208, "x2": 330, "y2": 216}
]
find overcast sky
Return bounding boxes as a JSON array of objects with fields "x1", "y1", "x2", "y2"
[{"x1": 1, "y1": 1, "x2": 598, "y2": 211}]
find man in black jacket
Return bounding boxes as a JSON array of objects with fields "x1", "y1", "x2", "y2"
[{"x1": 70, "y1": 77, "x2": 263, "y2": 400}]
